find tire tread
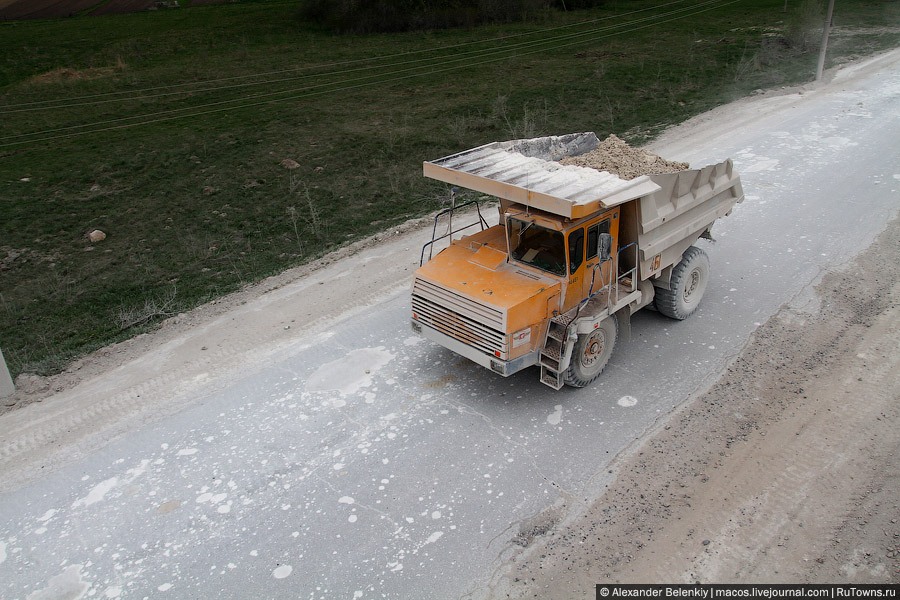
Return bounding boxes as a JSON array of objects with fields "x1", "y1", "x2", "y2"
[{"x1": 655, "y1": 246, "x2": 709, "y2": 320}]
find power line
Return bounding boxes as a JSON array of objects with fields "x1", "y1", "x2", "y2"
[
  {"x1": 1, "y1": 0, "x2": 744, "y2": 149},
  {"x1": 0, "y1": 0, "x2": 694, "y2": 113},
  {"x1": 2, "y1": 0, "x2": 739, "y2": 146},
  {"x1": 1, "y1": 0, "x2": 727, "y2": 142}
]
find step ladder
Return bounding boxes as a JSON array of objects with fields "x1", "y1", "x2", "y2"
[{"x1": 539, "y1": 316, "x2": 573, "y2": 390}]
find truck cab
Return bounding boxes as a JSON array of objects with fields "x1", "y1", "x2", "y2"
[
  {"x1": 412, "y1": 198, "x2": 634, "y2": 387},
  {"x1": 504, "y1": 203, "x2": 619, "y2": 312}
]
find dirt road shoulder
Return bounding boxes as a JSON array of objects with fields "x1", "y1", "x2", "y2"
[{"x1": 492, "y1": 217, "x2": 900, "y2": 595}]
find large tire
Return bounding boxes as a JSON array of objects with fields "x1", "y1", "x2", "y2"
[
  {"x1": 564, "y1": 314, "x2": 618, "y2": 388},
  {"x1": 655, "y1": 246, "x2": 709, "y2": 320}
]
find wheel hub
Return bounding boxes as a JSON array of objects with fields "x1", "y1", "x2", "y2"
[
  {"x1": 582, "y1": 330, "x2": 606, "y2": 367},
  {"x1": 684, "y1": 268, "x2": 700, "y2": 301}
]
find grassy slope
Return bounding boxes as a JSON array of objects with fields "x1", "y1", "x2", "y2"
[{"x1": 1, "y1": 0, "x2": 898, "y2": 377}]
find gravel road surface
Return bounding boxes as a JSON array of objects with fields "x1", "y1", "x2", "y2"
[{"x1": 1, "y1": 50, "x2": 898, "y2": 599}]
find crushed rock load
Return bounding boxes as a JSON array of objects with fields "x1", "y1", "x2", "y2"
[{"x1": 560, "y1": 134, "x2": 689, "y2": 180}]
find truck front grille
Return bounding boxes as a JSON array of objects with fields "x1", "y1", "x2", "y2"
[{"x1": 412, "y1": 278, "x2": 506, "y2": 356}]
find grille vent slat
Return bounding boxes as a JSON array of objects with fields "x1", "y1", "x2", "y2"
[
  {"x1": 413, "y1": 278, "x2": 504, "y2": 328},
  {"x1": 413, "y1": 277, "x2": 506, "y2": 356}
]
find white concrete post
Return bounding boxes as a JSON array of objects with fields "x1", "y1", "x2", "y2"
[{"x1": 0, "y1": 348, "x2": 14, "y2": 399}]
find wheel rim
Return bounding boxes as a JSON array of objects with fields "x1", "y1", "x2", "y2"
[
  {"x1": 683, "y1": 268, "x2": 701, "y2": 302},
  {"x1": 581, "y1": 329, "x2": 606, "y2": 368}
]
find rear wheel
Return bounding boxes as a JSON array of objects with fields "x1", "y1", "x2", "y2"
[
  {"x1": 655, "y1": 246, "x2": 709, "y2": 320},
  {"x1": 564, "y1": 314, "x2": 618, "y2": 388}
]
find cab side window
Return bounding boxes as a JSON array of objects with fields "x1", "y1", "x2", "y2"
[
  {"x1": 568, "y1": 228, "x2": 584, "y2": 274},
  {"x1": 586, "y1": 220, "x2": 611, "y2": 260}
]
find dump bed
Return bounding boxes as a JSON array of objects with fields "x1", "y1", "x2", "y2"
[
  {"x1": 633, "y1": 158, "x2": 742, "y2": 280},
  {"x1": 424, "y1": 132, "x2": 743, "y2": 280}
]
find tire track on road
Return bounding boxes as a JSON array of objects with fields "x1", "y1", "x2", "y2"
[{"x1": 0, "y1": 239, "x2": 421, "y2": 491}]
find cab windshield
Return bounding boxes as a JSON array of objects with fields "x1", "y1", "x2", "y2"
[{"x1": 507, "y1": 217, "x2": 566, "y2": 276}]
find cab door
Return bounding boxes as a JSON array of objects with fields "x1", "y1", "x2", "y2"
[
  {"x1": 562, "y1": 210, "x2": 620, "y2": 313},
  {"x1": 582, "y1": 211, "x2": 617, "y2": 299},
  {"x1": 563, "y1": 226, "x2": 586, "y2": 313}
]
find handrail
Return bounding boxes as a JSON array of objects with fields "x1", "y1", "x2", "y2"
[
  {"x1": 419, "y1": 199, "x2": 488, "y2": 266},
  {"x1": 574, "y1": 240, "x2": 638, "y2": 318},
  {"x1": 546, "y1": 241, "x2": 639, "y2": 366},
  {"x1": 565, "y1": 255, "x2": 612, "y2": 347},
  {"x1": 612, "y1": 242, "x2": 639, "y2": 307}
]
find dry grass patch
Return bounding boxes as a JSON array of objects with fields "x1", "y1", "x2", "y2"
[{"x1": 30, "y1": 57, "x2": 126, "y2": 85}]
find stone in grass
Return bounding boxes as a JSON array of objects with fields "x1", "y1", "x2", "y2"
[
  {"x1": 88, "y1": 230, "x2": 107, "y2": 243},
  {"x1": 280, "y1": 158, "x2": 301, "y2": 170}
]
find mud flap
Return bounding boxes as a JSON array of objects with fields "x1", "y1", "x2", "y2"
[{"x1": 617, "y1": 306, "x2": 632, "y2": 343}]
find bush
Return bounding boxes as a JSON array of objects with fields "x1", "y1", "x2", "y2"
[{"x1": 299, "y1": 0, "x2": 606, "y2": 33}]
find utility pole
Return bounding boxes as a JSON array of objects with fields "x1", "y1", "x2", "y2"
[
  {"x1": 0, "y1": 348, "x2": 14, "y2": 399},
  {"x1": 816, "y1": 0, "x2": 836, "y2": 80}
]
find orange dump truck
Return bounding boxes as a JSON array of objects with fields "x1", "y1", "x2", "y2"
[{"x1": 410, "y1": 132, "x2": 743, "y2": 389}]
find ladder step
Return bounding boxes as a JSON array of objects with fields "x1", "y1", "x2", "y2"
[
  {"x1": 540, "y1": 355, "x2": 560, "y2": 370},
  {"x1": 547, "y1": 321, "x2": 568, "y2": 342},
  {"x1": 540, "y1": 366, "x2": 564, "y2": 390},
  {"x1": 543, "y1": 337, "x2": 562, "y2": 357},
  {"x1": 551, "y1": 314, "x2": 575, "y2": 326}
]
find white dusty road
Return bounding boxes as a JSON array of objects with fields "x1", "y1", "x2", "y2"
[{"x1": 1, "y1": 50, "x2": 899, "y2": 599}]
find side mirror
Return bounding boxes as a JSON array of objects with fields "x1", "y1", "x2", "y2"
[{"x1": 598, "y1": 233, "x2": 612, "y2": 261}]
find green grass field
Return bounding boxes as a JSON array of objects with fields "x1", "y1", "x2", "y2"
[{"x1": 1, "y1": 0, "x2": 898, "y2": 378}]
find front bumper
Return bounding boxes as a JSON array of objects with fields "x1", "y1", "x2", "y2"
[{"x1": 411, "y1": 320, "x2": 538, "y2": 377}]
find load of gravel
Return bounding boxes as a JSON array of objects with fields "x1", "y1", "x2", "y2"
[{"x1": 560, "y1": 134, "x2": 689, "y2": 180}]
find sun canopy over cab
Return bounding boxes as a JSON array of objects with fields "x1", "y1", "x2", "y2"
[{"x1": 423, "y1": 132, "x2": 662, "y2": 219}]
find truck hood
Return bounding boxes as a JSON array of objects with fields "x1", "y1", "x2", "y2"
[{"x1": 414, "y1": 243, "x2": 561, "y2": 332}]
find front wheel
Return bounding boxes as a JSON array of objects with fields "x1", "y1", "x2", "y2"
[
  {"x1": 564, "y1": 314, "x2": 618, "y2": 388},
  {"x1": 655, "y1": 246, "x2": 709, "y2": 320}
]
